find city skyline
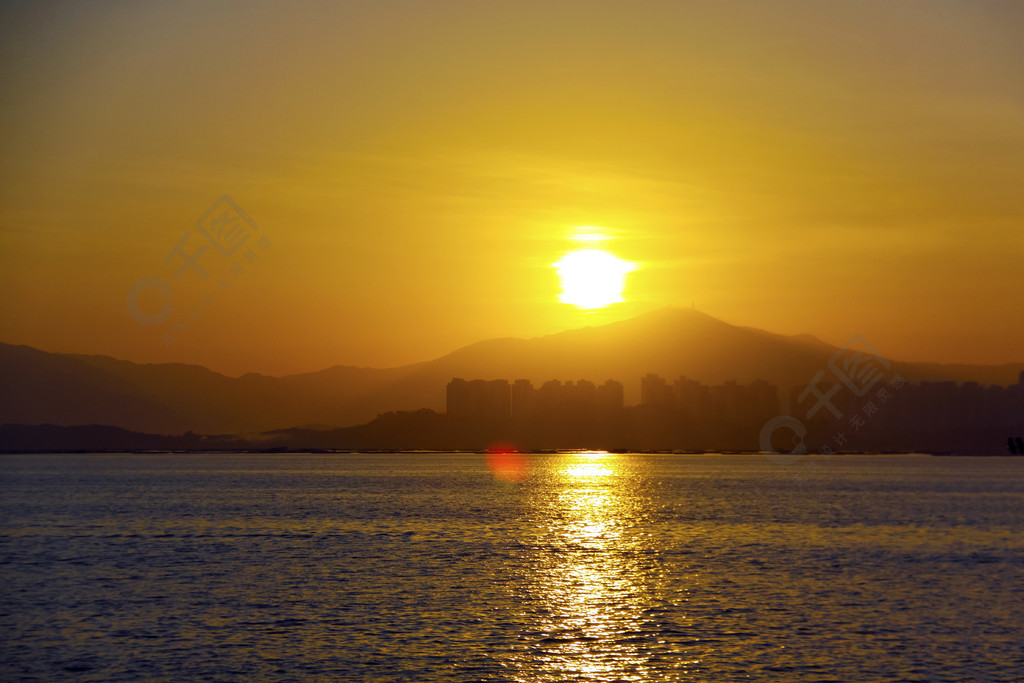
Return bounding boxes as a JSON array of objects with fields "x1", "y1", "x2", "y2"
[
  {"x1": 4, "y1": 305, "x2": 1023, "y2": 444},
  {"x1": 6, "y1": 370, "x2": 1020, "y2": 454}
]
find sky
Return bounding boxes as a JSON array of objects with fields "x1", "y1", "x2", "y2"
[{"x1": 1, "y1": 0, "x2": 1022, "y2": 377}]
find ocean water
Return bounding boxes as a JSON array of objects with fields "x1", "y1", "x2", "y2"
[{"x1": 1, "y1": 452, "x2": 1023, "y2": 682}]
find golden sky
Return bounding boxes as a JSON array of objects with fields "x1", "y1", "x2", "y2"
[{"x1": 1, "y1": 1, "x2": 1022, "y2": 376}]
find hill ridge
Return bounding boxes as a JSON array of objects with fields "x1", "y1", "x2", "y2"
[{"x1": 2, "y1": 309, "x2": 1022, "y2": 435}]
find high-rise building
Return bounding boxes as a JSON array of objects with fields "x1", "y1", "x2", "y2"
[
  {"x1": 511, "y1": 379, "x2": 535, "y2": 419},
  {"x1": 597, "y1": 379, "x2": 624, "y2": 411},
  {"x1": 749, "y1": 379, "x2": 779, "y2": 420},
  {"x1": 641, "y1": 373, "x2": 673, "y2": 407},
  {"x1": 446, "y1": 378, "x2": 511, "y2": 419}
]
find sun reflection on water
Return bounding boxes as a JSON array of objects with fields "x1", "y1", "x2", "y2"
[
  {"x1": 508, "y1": 451, "x2": 678, "y2": 681},
  {"x1": 564, "y1": 461, "x2": 614, "y2": 480}
]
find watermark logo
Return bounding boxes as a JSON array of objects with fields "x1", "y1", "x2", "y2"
[
  {"x1": 195, "y1": 196, "x2": 257, "y2": 257},
  {"x1": 827, "y1": 334, "x2": 890, "y2": 397},
  {"x1": 125, "y1": 195, "x2": 270, "y2": 347},
  {"x1": 758, "y1": 415, "x2": 808, "y2": 466},
  {"x1": 760, "y1": 333, "x2": 904, "y2": 472}
]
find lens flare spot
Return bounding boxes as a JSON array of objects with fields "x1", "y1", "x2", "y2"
[{"x1": 486, "y1": 443, "x2": 526, "y2": 481}]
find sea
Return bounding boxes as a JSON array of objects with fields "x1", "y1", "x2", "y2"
[{"x1": 1, "y1": 452, "x2": 1022, "y2": 682}]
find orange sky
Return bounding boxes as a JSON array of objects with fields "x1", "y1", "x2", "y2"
[{"x1": 1, "y1": 1, "x2": 1022, "y2": 377}]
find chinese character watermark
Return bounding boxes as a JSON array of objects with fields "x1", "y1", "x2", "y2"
[
  {"x1": 125, "y1": 196, "x2": 270, "y2": 347},
  {"x1": 760, "y1": 334, "x2": 903, "y2": 475}
]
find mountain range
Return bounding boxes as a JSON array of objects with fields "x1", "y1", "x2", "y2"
[{"x1": 3, "y1": 308, "x2": 1022, "y2": 436}]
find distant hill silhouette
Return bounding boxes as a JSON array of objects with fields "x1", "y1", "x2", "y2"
[
  {"x1": 0, "y1": 423, "x2": 250, "y2": 452},
  {"x1": 0, "y1": 342, "x2": 418, "y2": 435},
  {"x1": 2, "y1": 308, "x2": 1022, "y2": 435}
]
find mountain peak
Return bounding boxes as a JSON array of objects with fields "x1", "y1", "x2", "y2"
[{"x1": 603, "y1": 306, "x2": 729, "y2": 330}]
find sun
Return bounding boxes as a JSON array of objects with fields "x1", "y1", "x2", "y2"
[{"x1": 553, "y1": 248, "x2": 636, "y2": 309}]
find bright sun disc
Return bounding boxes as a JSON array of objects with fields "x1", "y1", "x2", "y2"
[{"x1": 554, "y1": 249, "x2": 635, "y2": 309}]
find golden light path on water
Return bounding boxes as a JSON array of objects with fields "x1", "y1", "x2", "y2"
[{"x1": 507, "y1": 451, "x2": 700, "y2": 681}]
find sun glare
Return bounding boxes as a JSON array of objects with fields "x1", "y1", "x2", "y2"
[
  {"x1": 570, "y1": 227, "x2": 610, "y2": 243},
  {"x1": 554, "y1": 249, "x2": 635, "y2": 309}
]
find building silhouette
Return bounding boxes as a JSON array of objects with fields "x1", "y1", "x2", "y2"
[
  {"x1": 511, "y1": 379, "x2": 535, "y2": 419},
  {"x1": 508, "y1": 378, "x2": 625, "y2": 419},
  {"x1": 447, "y1": 377, "x2": 625, "y2": 422},
  {"x1": 641, "y1": 373, "x2": 673, "y2": 408},
  {"x1": 446, "y1": 378, "x2": 511, "y2": 419},
  {"x1": 440, "y1": 372, "x2": 1023, "y2": 453},
  {"x1": 597, "y1": 379, "x2": 625, "y2": 412},
  {"x1": 641, "y1": 373, "x2": 779, "y2": 424}
]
